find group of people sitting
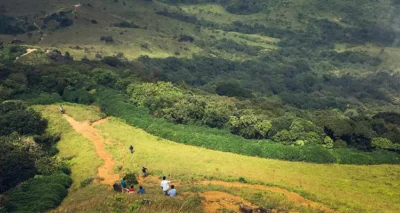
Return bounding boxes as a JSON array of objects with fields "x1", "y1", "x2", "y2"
[
  {"x1": 119, "y1": 167, "x2": 177, "y2": 197},
  {"x1": 120, "y1": 177, "x2": 146, "y2": 195}
]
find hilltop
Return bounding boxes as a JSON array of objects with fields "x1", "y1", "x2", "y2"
[{"x1": 1, "y1": 1, "x2": 400, "y2": 212}]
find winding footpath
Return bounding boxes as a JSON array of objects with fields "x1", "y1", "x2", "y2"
[
  {"x1": 63, "y1": 114, "x2": 338, "y2": 213},
  {"x1": 63, "y1": 115, "x2": 119, "y2": 186}
]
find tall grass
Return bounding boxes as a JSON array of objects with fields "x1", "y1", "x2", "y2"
[{"x1": 95, "y1": 89, "x2": 400, "y2": 165}]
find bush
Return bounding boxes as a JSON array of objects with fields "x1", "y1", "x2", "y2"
[
  {"x1": 371, "y1": 137, "x2": 394, "y2": 150},
  {"x1": 101, "y1": 56, "x2": 123, "y2": 67},
  {"x1": 4, "y1": 173, "x2": 71, "y2": 212},
  {"x1": 124, "y1": 173, "x2": 138, "y2": 186},
  {"x1": 334, "y1": 139, "x2": 348, "y2": 148},
  {"x1": 80, "y1": 178, "x2": 94, "y2": 187},
  {"x1": 0, "y1": 140, "x2": 36, "y2": 193},
  {"x1": 114, "y1": 21, "x2": 139, "y2": 28},
  {"x1": 63, "y1": 89, "x2": 94, "y2": 104},
  {"x1": 22, "y1": 93, "x2": 62, "y2": 105},
  {"x1": 0, "y1": 101, "x2": 48, "y2": 136}
]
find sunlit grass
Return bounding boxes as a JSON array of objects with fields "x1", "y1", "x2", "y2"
[
  {"x1": 37, "y1": 105, "x2": 400, "y2": 213},
  {"x1": 96, "y1": 117, "x2": 400, "y2": 213},
  {"x1": 34, "y1": 105, "x2": 102, "y2": 188}
]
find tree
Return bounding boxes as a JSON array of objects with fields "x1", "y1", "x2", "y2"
[
  {"x1": 0, "y1": 101, "x2": 47, "y2": 136},
  {"x1": 229, "y1": 114, "x2": 271, "y2": 139},
  {"x1": 91, "y1": 68, "x2": 118, "y2": 87},
  {"x1": 371, "y1": 137, "x2": 394, "y2": 150},
  {"x1": 323, "y1": 136, "x2": 334, "y2": 149},
  {"x1": 0, "y1": 138, "x2": 36, "y2": 193},
  {"x1": 202, "y1": 99, "x2": 237, "y2": 128}
]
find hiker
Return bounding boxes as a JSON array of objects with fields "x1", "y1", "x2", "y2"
[
  {"x1": 128, "y1": 185, "x2": 135, "y2": 193},
  {"x1": 120, "y1": 177, "x2": 128, "y2": 192},
  {"x1": 168, "y1": 185, "x2": 177, "y2": 197},
  {"x1": 129, "y1": 145, "x2": 134, "y2": 154},
  {"x1": 142, "y1": 167, "x2": 148, "y2": 177},
  {"x1": 137, "y1": 186, "x2": 146, "y2": 194},
  {"x1": 59, "y1": 105, "x2": 64, "y2": 114},
  {"x1": 160, "y1": 176, "x2": 171, "y2": 195}
]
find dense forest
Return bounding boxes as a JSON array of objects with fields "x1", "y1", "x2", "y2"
[
  {"x1": 0, "y1": 42, "x2": 399, "y2": 165},
  {"x1": 0, "y1": 101, "x2": 71, "y2": 212}
]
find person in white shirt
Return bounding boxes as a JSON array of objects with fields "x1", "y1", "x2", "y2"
[
  {"x1": 160, "y1": 176, "x2": 171, "y2": 195},
  {"x1": 168, "y1": 185, "x2": 177, "y2": 197}
]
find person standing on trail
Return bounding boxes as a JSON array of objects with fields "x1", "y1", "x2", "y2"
[
  {"x1": 168, "y1": 185, "x2": 177, "y2": 197},
  {"x1": 160, "y1": 176, "x2": 171, "y2": 195},
  {"x1": 120, "y1": 177, "x2": 128, "y2": 192},
  {"x1": 129, "y1": 145, "x2": 134, "y2": 154},
  {"x1": 59, "y1": 105, "x2": 64, "y2": 114},
  {"x1": 142, "y1": 167, "x2": 148, "y2": 177}
]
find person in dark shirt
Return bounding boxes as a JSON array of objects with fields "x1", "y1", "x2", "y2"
[
  {"x1": 142, "y1": 167, "x2": 148, "y2": 177},
  {"x1": 137, "y1": 186, "x2": 146, "y2": 194},
  {"x1": 129, "y1": 145, "x2": 134, "y2": 154}
]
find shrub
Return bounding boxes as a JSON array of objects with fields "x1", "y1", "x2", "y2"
[
  {"x1": 80, "y1": 178, "x2": 94, "y2": 187},
  {"x1": 323, "y1": 136, "x2": 334, "y2": 149},
  {"x1": 334, "y1": 139, "x2": 348, "y2": 148},
  {"x1": 4, "y1": 173, "x2": 71, "y2": 212},
  {"x1": 0, "y1": 140, "x2": 36, "y2": 193},
  {"x1": 24, "y1": 93, "x2": 62, "y2": 105},
  {"x1": 114, "y1": 21, "x2": 139, "y2": 28},
  {"x1": 0, "y1": 101, "x2": 47, "y2": 136},
  {"x1": 124, "y1": 173, "x2": 138, "y2": 185},
  {"x1": 63, "y1": 89, "x2": 94, "y2": 104},
  {"x1": 35, "y1": 157, "x2": 66, "y2": 175},
  {"x1": 101, "y1": 56, "x2": 123, "y2": 67},
  {"x1": 371, "y1": 137, "x2": 394, "y2": 150}
]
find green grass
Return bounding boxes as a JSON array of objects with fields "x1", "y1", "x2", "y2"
[
  {"x1": 95, "y1": 116, "x2": 400, "y2": 213},
  {"x1": 34, "y1": 105, "x2": 102, "y2": 188},
  {"x1": 61, "y1": 103, "x2": 106, "y2": 123},
  {"x1": 37, "y1": 104, "x2": 400, "y2": 213},
  {"x1": 95, "y1": 89, "x2": 400, "y2": 165}
]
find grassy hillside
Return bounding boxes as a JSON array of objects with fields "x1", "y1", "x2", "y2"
[
  {"x1": 38, "y1": 104, "x2": 400, "y2": 213},
  {"x1": 1, "y1": 0, "x2": 398, "y2": 63}
]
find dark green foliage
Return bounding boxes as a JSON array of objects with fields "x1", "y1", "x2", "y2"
[
  {"x1": 43, "y1": 12, "x2": 73, "y2": 28},
  {"x1": 213, "y1": 38, "x2": 263, "y2": 56},
  {"x1": 216, "y1": 80, "x2": 253, "y2": 98},
  {"x1": 34, "y1": 133, "x2": 61, "y2": 152},
  {"x1": 22, "y1": 93, "x2": 63, "y2": 105},
  {"x1": 4, "y1": 173, "x2": 72, "y2": 213},
  {"x1": 0, "y1": 139, "x2": 37, "y2": 193},
  {"x1": 178, "y1": 34, "x2": 194, "y2": 42},
  {"x1": 114, "y1": 21, "x2": 139, "y2": 28},
  {"x1": 80, "y1": 178, "x2": 94, "y2": 187},
  {"x1": 0, "y1": 101, "x2": 47, "y2": 136},
  {"x1": 101, "y1": 56, "x2": 123, "y2": 67},
  {"x1": 95, "y1": 89, "x2": 400, "y2": 164},
  {"x1": 124, "y1": 173, "x2": 139, "y2": 185},
  {"x1": 0, "y1": 15, "x2": 37, "y2": 35},
  {"x1": 91, "y1": 68, "x2": 118, "y2": 87},
  {"x1": 62, "y1": 89, "x2": 94, "y2": 104},
  {"x1": 373, "y1": 112, "x2": 400, "y2": 125}
]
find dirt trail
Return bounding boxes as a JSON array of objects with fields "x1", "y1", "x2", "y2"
[
  {"x1": 64, "y1": 114, "x2": 337, "y2": 213},
  {"x1": 200, "y1": 191, "x2": 257, "y2": 213},
  {"x1": 199, "y1": 181, "x2": 338, "y2": 213},
  {"x1": 63, "y1": 115, "x2": 119, "y2": 186}
]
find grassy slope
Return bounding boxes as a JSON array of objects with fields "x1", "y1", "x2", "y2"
[
  {"x1": 39, "y1": 104, "x2": 400, "y2": 213},
  {"x1": 34, "y1": 105, "x2": 102, "y2": 188}
]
